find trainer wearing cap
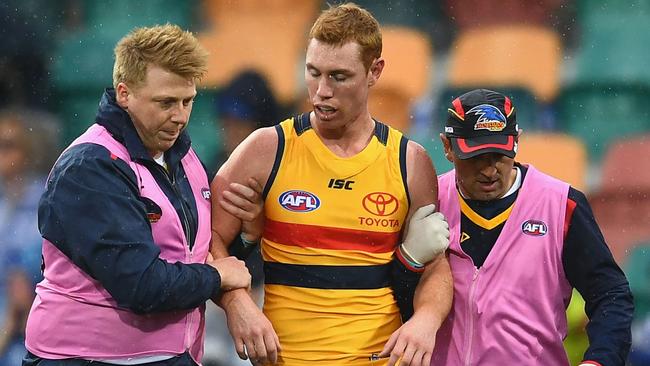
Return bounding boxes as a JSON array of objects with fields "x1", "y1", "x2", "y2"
[
  {"x1": 418, "y1": 88, "x2": 632, "y2": 365},
  {"x1": 444, "y1": 88, "x2": 519, "y2": 161}
]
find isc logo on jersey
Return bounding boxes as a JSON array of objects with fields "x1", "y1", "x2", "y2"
[
  {"x1": 279, "y1": 190, "x2": 321, "y2": 212},
  {"x1": 522, "y1": 220, "x2": 548, "y2": 236}
]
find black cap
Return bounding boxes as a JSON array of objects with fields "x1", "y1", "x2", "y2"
[
  {"x1": 217, "y1": 70, "x2": 279, "y2": 128},
  {"x1": 445, "y1": 89, "x2": 519, "y2": 159}
]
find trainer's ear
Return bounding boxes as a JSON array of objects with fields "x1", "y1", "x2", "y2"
[
  {"x1": 368, "y1": 58, "x2": 384, "y2": 87},
  {"x1": 115, "y1": 82, "x2": 131, "y2": 109},
  {"x1": 440, "y1": 134, "x2": 453, "y2": 162}
]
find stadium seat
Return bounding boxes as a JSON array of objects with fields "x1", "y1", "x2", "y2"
[
  {"x1": 353, "y1": 0, "x2": 441, "y2": 37},
  {"x1": 599, "y1": 134, "x2": 650, "y2": 192},
  {"x1": 589, "y1": 191, "x2": 650, "y2": 265},
  {"x1": 50, "y1": 0, "x2": 200, "y2": 142},
  {"x1": 516, "y1": 132, "x2": 588, "y2": 192},
  {"x1": 50, "y1": 31, "x2": 113, "y2": 143},
  {"x1": 445, "y1": 0, "x2": 566, "y2": 30},
  {"x1": 82, "y1": 0, "x2": 197, "y2": 38},
  {"x1": 558, "y1": 84, "x2": 650, "y2": 161},
  {"x1": 588, "y1": 135, "x2": 650, "y2": 263},
  {"x1": 624, "y1": 244, "x2": 650, "y2": 321},
  {"x1": 188, "y1": 88, "x2": 222, "y2": 170},
  {"x1": 573, "y1": 13, "x2": 650, "y2": 86},
  {"x1": 368, "y1": 26, "x2": 433, "y2": 132},
  {"x1": 418, "y1": 135, "x2": 454, "y2": 175},
  {"x1": 198, "y1": 0, "x2": 319, "y2": 104},
  {"x1": 559, "y1": 7, "x2": 650, "y2": 161},
  {"x1": 446, "y1": 25, "x2": 562, "y2": 103},
  {"x1": 577, "y1": 1, "x2": 650, "y2": 38}
]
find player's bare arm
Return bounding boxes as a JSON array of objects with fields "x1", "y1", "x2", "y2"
[
  {"x1": 210, "y1": 126, "x2": 281, "y2": 365},
  {"x1": 381, "y1": 140, "x2": 453, "y2": 366}
]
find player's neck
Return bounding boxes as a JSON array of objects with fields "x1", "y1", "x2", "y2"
[{"x1": 312, "y1": 112, "x2": 375, "y2": 157}]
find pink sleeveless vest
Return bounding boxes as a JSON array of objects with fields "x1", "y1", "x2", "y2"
[
  {"x1": 432, "y1": 165, "x2": 572, "y2": 365},
  {"x1": 25, "y1": 124, "x2": 211, "y2": 363}
]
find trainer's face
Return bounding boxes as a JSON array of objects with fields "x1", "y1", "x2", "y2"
[
  {"x1": 116, "y1": 65, "x2": 196, "y2": 158},
  {"x1": 441, "y1": 135, "x2": 517, "y2": 201},
  {"x1": 305, "y1": 39, "x2": 383, "y2": 129}
]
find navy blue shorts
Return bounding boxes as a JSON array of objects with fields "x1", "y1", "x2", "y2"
[{"x1": 22, "y1": 351, "x2": 198, "y2": 366}]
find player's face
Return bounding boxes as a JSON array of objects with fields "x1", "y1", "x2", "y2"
[
  {"x1": 441, "y1": 135, "x2": 517, "y2": 201},
  {"x1": 116, "y1": 65, "x2": 196, "y2": 158},
  {"x1": 305, "y1": 39, "x2": 380, "y2": 129}
]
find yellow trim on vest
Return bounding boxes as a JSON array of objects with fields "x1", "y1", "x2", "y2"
[{"x1": 458, "y1": 192, "x2": 515, "y2": 230}]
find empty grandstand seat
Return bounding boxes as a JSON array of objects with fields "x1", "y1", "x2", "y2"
[
  {"x1": 516, "y1": 132, "x2": 588, "y2": 191},
  {"x1": 353, "y1": 0, "x2": 442, "y2": 37},
  {"x1": 575, "y1": 18, "x2": 650, "y2": 86},
  {"x1": 624, "y1": 244, "x2": 650, "y2": 320},
  {"x1": 418, "y1": 136, "x2": 454, "y2": 175},
  {"x1": 50, "y1": 29, "x2": 111, "y2": 142},
  {"x1": 560, "y1": 11, "x2": 650, "y2": 161},
  {"x1": 445, "y1": 0, "x2": 566, "y2": 30},
  {"x1": 558, "y1": 85, "x2": 650, "y2": 162},
  {"x1": 82, "y1": 0, "x2": 197, "y2": 38},
  {"x1": 51, "y1": 0, "x2": 199, "y2": 143},
  {"x1": 187, "y1": 88, "x2": 222, "y2": 170},
  {"x1": 446, "y1": 25, "x2": 562, "y2": 103},
  {"x1": 369, "y1": 26, "x2": 433, "y2": 132},
  {"x1": 599, "y1": 134, "x2": 650, "y2": 192},
  {"x1": 588, "y1": 135, "x2": 650, "y2": 264},
  {"x1": 589, "y1": 191, "x2": 650, "y2": 265},
  {"x1": 198, "y1": 0, "x2": 319, "y2": 104}
]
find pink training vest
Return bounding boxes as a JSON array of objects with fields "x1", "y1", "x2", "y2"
[
  {"x1": 25, "y1": 124, "x2": 212, "y2": 364},
  {"x1": 432, "y1": 165, "x2": 573, "y2": 365}
]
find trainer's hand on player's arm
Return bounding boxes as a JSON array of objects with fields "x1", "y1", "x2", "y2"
[
  {"x1": 378, "y1": 310, "x2": 440, "y2": 366},
  {"x1": 399, "y1": 204, "x2": 449, "y2": 266},
  {"x1": 220, "y1": 177, "x2": 265, "y2": 242},
  {"x1": 220, "y1": 289, "x2": 281, "y2": 366},
  {"x1": 207, "y1": 256, "x2": 251, "y2": 290}
]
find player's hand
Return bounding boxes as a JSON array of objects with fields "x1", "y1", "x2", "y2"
[
  {"x1": 220, "y1": 290, "x2": 281, "y2": 365},
  {"x1": 400, "y1": 204, "x2": 449, "y2": 266},
  {"x1": 378, "y1": 310, "x2": 439, "y2": 366},
  {"x1": 220, "y1": 177, "x2": 265, "y2": 242},
  {"x1": 208, "y1": 256, "x2": 251, "y2": 290}
]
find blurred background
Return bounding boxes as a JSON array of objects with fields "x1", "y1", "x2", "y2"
[{"x1": 1, "y1": 0, "x2": 649, "y2": 365}]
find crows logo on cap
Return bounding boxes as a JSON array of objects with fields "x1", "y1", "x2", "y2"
[{"x1": 467, "y1": 104, "x2": 507, "y2": 132}]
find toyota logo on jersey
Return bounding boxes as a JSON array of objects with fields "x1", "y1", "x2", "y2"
[
  {"x1": 279, "y1": 190, "x2": 321, "y2": 212},
  {"x1": 362, "y1": 192, "x2": 399, "y2": 216}
]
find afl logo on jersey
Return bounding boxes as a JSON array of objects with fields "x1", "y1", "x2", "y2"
[
  {"x1": 362, "y1": 192, "x2": 399, "y2": 216},
  {"x1": 279, "y1": 190, "x2": 321, "y2": 212},
  {"x1": 522, "y1": 220, "x2": 548, "y2": 236}
]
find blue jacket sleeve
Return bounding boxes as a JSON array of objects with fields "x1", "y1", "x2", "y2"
[
  {"x1": 39, "y1": 143, "x2": 222, "y2": 314},
  {"x1": 563, "y1": 188, "x2": 634, "y2": 365}
]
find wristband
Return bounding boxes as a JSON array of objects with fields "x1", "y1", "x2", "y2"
[
  {"x1": 240, "y1": 233, "x2": 260, "y2": 248},
  {"x1": 396, "y1": 245, "x2": 425, "y2": 273}
]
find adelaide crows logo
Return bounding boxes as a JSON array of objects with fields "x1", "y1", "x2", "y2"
[{"x1": 467, "y1": 104, "x2": 507, "y2": 132}]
